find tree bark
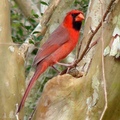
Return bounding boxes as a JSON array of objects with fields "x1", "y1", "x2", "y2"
[{"x1": 0, "y1": 0, "x2": 25, "y2": 119}]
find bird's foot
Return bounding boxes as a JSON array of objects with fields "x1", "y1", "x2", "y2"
[
  {"x1": 56, "y1": 60, "x2": 77, "y2": 67},
  {"x1": 56, "y1": 60, "x2": 78, "y2": 73}
]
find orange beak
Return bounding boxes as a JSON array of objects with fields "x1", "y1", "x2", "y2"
[{"x1": 75, "y1": 13, "x2": 84, "y2": 21}]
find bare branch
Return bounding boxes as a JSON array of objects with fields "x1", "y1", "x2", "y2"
[
  {"x1": 77, "y1": 0, "x2": 116, "y2": 64},
  {"x1": 60, "y1": 0, "x2": 117, "y2": 75},
  {"x1": 99, "y1": 0, "x2": 107, "y2": 119}
]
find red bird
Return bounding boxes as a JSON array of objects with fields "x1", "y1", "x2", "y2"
[{"x1": 17, "y1": 10, "x2": 84, "y2": 113}]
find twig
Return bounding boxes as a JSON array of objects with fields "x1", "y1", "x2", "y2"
[
  {"x1": 15, "y1": 104, "x2": 19, "y2": 120},
  {"x1": 85, "y1": 37, "x2": 100, "y2": 55},
  {"x1": 76, "y1": 0, "x2": 116, "y2": 65},
  {"x1": 85, "y1": 58, "x2": 92, "y2": 76},
  {"x1": 28, "y1": 107, "x2": 36, "y2": 120},
  {"x1": 76, "y1": 37, "x2": 84, "y2": 59},
  {"x1": 76, "y1": 28, "x2": 94, "y2": 60},
  {"x1": 99, "y1": 0, "x2": 107, "y2": 119},
  {"x1": 109, "y1": 34, "x2": 120, "y2": 47},
  {"x1": 61, "y1": 0, "x2": 116, "y2": 75}
]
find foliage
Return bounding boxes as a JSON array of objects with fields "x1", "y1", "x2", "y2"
[
  {"x1": 40, "y1": 0, "x2": 49, "y2": 6},
  {"x1": 74, "y1": 0, "x2": 89, "y2": 13},
  {"x1": 11, "y1": 0, "x2": 89, "y2": 45},
  {"x1": 11, "y1": 0, "x2": 39, "y2": 44}
]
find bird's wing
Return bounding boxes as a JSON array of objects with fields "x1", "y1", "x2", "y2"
[{"x1": 33, "y1": 24, "x2": 69, "y2": 65}]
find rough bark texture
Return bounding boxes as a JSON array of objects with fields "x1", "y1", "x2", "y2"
[
  {"x1": 33, "y1": 0, "x2": 120, "y2": 120},
  {"x1": 0, "y1": 0, "x2": 25, "y2": 119}
]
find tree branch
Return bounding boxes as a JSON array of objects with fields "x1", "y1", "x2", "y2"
[{"x1": 77, "y1": 0, "x2": 116, "y2": 64}]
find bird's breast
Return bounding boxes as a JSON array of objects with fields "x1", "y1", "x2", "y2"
[
  {"x1": 68, "y1": 28, "x2": 80, "y2": 43},
  {"x1": 50, "y1": 36, "x2": 79, "y2": 63}
]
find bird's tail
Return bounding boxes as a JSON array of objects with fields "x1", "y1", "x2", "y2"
[{"x1": 17, "y1": 61, "x2": 48, "y2": 113}]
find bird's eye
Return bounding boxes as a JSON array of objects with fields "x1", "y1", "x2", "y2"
[{"x1": 71, "y1": 13, "x2": 79, "y2": 18}]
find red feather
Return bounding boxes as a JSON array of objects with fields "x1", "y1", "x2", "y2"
[
  {"x1": 17, "y1": 9, "x2": 84, "y2": 113},
  {"x1": 34, "y1": 24, "x2": 69, "y2": 65}
]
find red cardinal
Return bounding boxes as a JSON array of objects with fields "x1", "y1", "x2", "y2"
[{"x1": 17, "y1": 10, "x2": 84, "y2": 113}]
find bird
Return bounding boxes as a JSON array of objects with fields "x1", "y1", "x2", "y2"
[{"x1": 17, "y1": 9, "x2": 84, "y2": 113}]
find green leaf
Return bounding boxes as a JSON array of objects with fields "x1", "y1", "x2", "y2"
[
  {"x1": 31, "y1": 9, "x2": 35, "y2": 15},
  {"x1": 34, "y1": 14, "x2": 39, "y2": 18},
  {"x1": 31, "y1": 9, "x2": 39, "y2": 18},
  {"x1": 37, "y1": 36, "x2": 43, "y2": 41},
  {"x1": 25, "y1": 26, "x2": 32, "y2": 30},
  {"x1": 40, "y1": 1, "x2": 48, "y2": 6},
  {"x1": 18, "y1": 28, "x2": 23, "y2": 36},
  {"x1": 26, "y1": 65, "x2": 31, "y2": 72},
  {"x1": 33, "y1": 35, "x2": 43, "y2": 42},
  {"x1": 33, "y1": 31, "x2": 40, "y2": 34},
  {"x1": 29, "y1": 18, "x2": 36, "y2": 23},
  {"x1": 29, "y1": 39, "x2": 35, "y2": 44},
  {"x1": 31, "y1": 48, "x2": 38, "y2": 55},
  {"x1": 41, "y1": 13, "x2": 43, "y2": 16}
]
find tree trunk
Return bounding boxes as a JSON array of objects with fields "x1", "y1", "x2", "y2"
[{"x1": 0, "y1": 0, "x2": 25, "y2": 119}]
